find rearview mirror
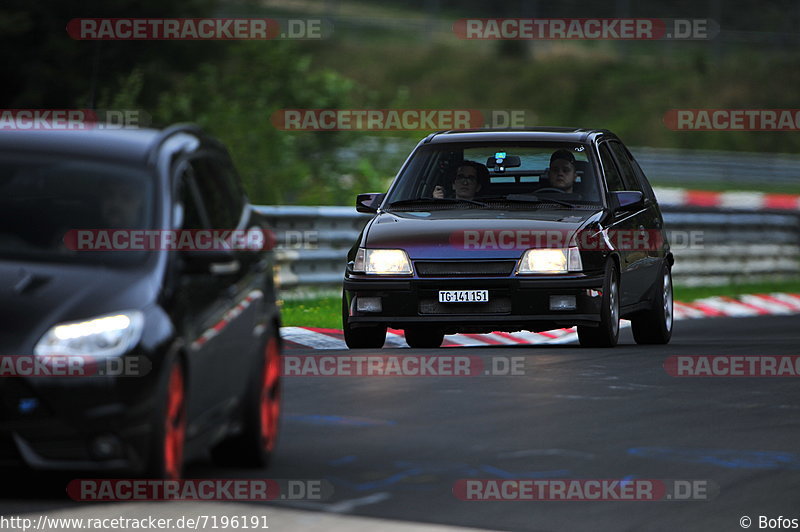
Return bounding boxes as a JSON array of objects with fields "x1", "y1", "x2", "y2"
[
  {"x1": 486, "y1": 155, "x2": 521, "y2": 171},
  {"x1": 356, "y1": 192, "x2": 385, "y2": 213}
]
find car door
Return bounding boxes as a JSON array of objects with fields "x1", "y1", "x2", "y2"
[
  {"x1": 189, "y1": 154, "x2": 264, "y2": 407},
  {"x1": 597, "y1": 142, "x2": 640, "y2": 307},
  {"x1": 607, "y1": 140, "x2": 662, "y2": 304},
  {"x1": 623, "y1": 145, "x2": 670, "y2": 266},
  {"x1": 171, "y1": 157, "x2": 240, "y2": 436}
]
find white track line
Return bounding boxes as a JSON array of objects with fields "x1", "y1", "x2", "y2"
[
  {"x1": 282, "y1": 294, "x2": 800, "y2": 349},
  {"x1": 282, "y1": 326, "x2": 347, "y2": 349}
]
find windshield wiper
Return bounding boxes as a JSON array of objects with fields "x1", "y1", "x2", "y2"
[
  {"x1": 480, "y1": 194, "x2": 580, "y2": 209},
  {"x1": 387, "y1": 197, "x2": 487, "y2": 208}
]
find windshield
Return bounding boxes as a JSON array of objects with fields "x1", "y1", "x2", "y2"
[
  {"x1": 0, "y1": 153, "x2": 155, "y2": 266},
  {"x1": 385, "y1": 142, "x2": 602, "y2": 210}
]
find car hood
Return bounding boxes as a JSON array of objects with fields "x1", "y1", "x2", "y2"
[
  {"x1": 365, "y1": 209, "x2": 603, "y2": 260},
  {"x1": 0, "y1": 260, "x2": 159, "y2": 354}
]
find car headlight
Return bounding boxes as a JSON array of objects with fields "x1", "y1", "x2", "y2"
[
  {"x1": 518, "y1": 247, "x2": 583, "y2": 274},
  {"x1": 34, "y1": 311, "x2": 145, "y2": 358},
  {"x1": 353, "y1": 248, "x2": 413, "y2": 275}
]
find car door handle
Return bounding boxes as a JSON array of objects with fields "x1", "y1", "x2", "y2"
[{"x1": 210, "y1": 260, "x2": 240, "y2": 275}]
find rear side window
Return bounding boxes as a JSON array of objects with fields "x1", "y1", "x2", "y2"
[
  {"x1": 608, "y1": 141, "x2": 642, "y2": 193},
  {"x1": 598, "y1": 144, "x2": 625, "y2": 192},
  {"x1": 175, "y1": 166, "x2": 206, "y2": 230},
  {"x1": 191, "y1": 157, "x2": 244, "y2": 229},
  {"x1": 624, "y1": 148, "x2": 656, "y2": 201}
]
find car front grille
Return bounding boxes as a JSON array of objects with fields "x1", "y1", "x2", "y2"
[{"x1": 415, "y1": 261, "x2": 516, "y2": 277}]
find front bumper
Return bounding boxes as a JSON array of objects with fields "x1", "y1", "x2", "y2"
[
  {"x1": 0, "y1": 355, "x2": 163, "y2": 473},
  {"x1": 343, "y1": 272, "x2": 606, "y2": 334}
]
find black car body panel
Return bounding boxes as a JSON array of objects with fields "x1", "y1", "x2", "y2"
[
  {"x1": 0, "y1": 126, "x2": 280, "y2": 473},
  {"x1": 343, "y1": 128, "x2": 672, "y2": 336}
]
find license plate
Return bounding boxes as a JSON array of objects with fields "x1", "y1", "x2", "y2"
[{"x1": 438, "y1": 290, "x2": 489, "y2": 303}]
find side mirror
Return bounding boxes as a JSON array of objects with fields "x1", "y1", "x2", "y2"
[
  {"x1": 356, "y1": 192, "x2": 386, "y2": 213},
  {"x1": 609, "y1": 191, "x2": 644, "y2": 210}
]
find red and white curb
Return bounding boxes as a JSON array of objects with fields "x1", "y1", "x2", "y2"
[
  {"x1": 280, "y1": 292, "x2": 800, "y2": 350},
  {"x1": 653, "y1": 187, "x2": 800, "y2": 211}
]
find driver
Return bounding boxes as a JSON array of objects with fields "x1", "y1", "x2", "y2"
[
  {"x1": 100, "y1": 180, "x2": 145, "y2": 229},
  {"x1": 545, "y1": 149, "x2": 578, "y2": 193},
  {"x1": 433, "y1": 161, "x2": 489, "y2": 200}
]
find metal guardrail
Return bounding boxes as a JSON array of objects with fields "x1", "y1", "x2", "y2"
[
  {"x1": 633, "y1": 147, "x2": 800, "y2": 186},
  {"x1": 254, "y1": 205, "x2": 800, "y2": 290},
  {"x1": 662, "y1": 210, "x2": 800, "y2": 286},
  {"x1": 255, "y1": 206, "x2": 370, "y2": 288}
]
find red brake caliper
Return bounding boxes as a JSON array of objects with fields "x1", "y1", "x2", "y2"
[
  {"x1": 164, "y1": 365, "x2": 186, "y2": 479},
  {"x1": 260, "y1": 337, "x2": 280, "y2": 451}
]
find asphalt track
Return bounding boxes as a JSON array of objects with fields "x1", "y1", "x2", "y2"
[{"x1": 2, "y1": 314, "x2": 799, "y2": 531}]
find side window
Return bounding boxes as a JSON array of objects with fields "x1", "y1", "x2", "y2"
[
  {"x1": 175, "y1": 165, "x2": 207, "y2": 230},
  {"x1": 608, "y1": 141, "x2": 642, "y2": 193},
  {"x1": 625, "y1": 148, "x2": 656, "y2": 201},
  {"x1": 215, "y1": 158, "x2": 246, "y2": 214},
  {"x1": 191, "y1": 157, "x2": 243, "y2": 229},
  {"x1": 598, "y1": 144, "x2": 625, "y2": 192}
]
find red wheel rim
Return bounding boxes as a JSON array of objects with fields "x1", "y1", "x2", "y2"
[
  {"x1": 163, "y1": 363, "x2": 186, "y2": 480},
  {"x1": 260, "y1": 336, "x2": 281, "y2": 451}
]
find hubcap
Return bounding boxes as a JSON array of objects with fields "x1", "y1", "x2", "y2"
[
  {"x1": 663, "y1": 270, "x2": 673, "y2": 330},
  {"x1": 260, "y1": 337, "x2": 281, "y2": 452},
  {"x1": 164, "y1": 364, "x2": 186, "y2": 480}
]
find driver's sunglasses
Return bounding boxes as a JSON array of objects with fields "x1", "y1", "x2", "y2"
[{"x1": 455, "y1": 174, "x2": 478, "y2": 182}]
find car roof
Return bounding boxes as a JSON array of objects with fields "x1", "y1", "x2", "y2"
[
  {"x1": 422, "y1": 128, "x2": 617, "y2": 145},
  {"x1": 0, "y1": 125, "x2": 218, "y2": 165}
]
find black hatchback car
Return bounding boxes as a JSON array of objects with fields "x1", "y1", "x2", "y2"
[
  {"x1": 0, "y1": 125, "x2": 281, "y2": 479},
  {"x1": 343, "y1": 128, "x2": 674, "y2": 348}
]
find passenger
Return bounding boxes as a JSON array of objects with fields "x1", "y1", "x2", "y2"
[
  {"x1": 545, "y1": 149, "x2": 578, "y2": 193},
  {"x1": 433, "y1": 161, "x2": 489, "y2": 200},
  {"x1": 100, "y1": 180, "x2": 145, "y2": 228}
]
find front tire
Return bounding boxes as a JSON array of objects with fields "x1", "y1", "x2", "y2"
[
  {"x1": 145, "y1": 356, "x2": 187, "y2": 479},
  {"x1": 342, "y1": 297, "x2": 386, "y2": 349},
  {"x1": 631, "y1": 263, "x2": 673, "y2": 345},
  {"x1": 578, "y1": 260, "x2": 620, "y2": 348},
  {"x1": 404, "y1": 327, "x2": 444, "y2": 348}
]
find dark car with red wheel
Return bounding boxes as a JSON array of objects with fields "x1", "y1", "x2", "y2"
[
  {"x1": 0, "y1": 125, "x2": 281, "y2": 479},
  {"x1": 343, "y1": 128, "x2": 674, "y2": 348}
]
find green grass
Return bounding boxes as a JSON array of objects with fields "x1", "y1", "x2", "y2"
[
  {"x1": 279, "y1": 282, "x2": 800, "y2": 328},
  {"x1": 673, "y1": 280, "x2": 800, "y2": 302},
  {"x1": 280, "y1": 296, "x2": 342, "y2": 329}
]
